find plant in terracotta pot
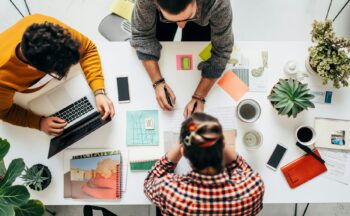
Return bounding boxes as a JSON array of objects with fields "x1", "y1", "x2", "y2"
[
  {"x1": 0, "y1": 138, "x2": 45, "y2": 216},
  {"x1": 21, "y1": 164, "x2": 52, "y2": 191},
  {"x1": 306, "y1": 20, "x2": 350, "y2": 88},
  {"x1": 268, "y1": 79, "x2": 315, "y2": 118}
]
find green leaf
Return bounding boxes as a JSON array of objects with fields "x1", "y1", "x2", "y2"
[
  {"x1": 14, "y1": 200, "x2": 45, "y2": 216},
  {"x1": 0, "y1": 159, "x2": 25, "y2": 189},
  {"x1": 275, "y1": 99, "x2": 290, "y2": 109},
  {"x1": 0, "y1": 204, "x2": 15, "y2": 216},
  {"x1": 294, "y1": 100, "x2": 308, "y2": 109},
  {"x1": 302, "y1": 94, "x2": 315, "y2": 100},
  {"x1": 0, "y1": 138, "x2": 10, "y2": 161},
  {"x1": 287, "y1": 79, "x2": 296, "y2": 94},
  {"x1": 0, "y1": 185, "x2": 29, "y2": 206},
  {"x1": 292, "y1": 106, "x2": 300, "y2": 118},
  {"x1": 281, "y1": 101, "x2": 294, "y2": 116}
]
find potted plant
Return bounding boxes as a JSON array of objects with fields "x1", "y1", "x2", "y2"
[
  {"x1": 21, "y1": 164, "x2": 52, "y2": 191},
  {"x1": 0, "y1": 138, "x2": 45, "y2": 216},
  {"x1": 268, "y1": 79, "x2": 315, "y2": 118},
  {"x1": 306, "y1": 20, "x2": 350, "y2": 88}
]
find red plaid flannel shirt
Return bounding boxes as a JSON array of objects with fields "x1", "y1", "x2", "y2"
[{"x1": 144, "y1": 155, "x2": 265, "y2": 216}]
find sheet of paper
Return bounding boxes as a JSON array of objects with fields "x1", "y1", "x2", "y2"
[
  {"x1": 164, "y1": 131, "x2": 180, "y2": 153},
  {"x1": 161, "y1": 106, "x2": 236, "y2": 132},
  {"x1": 110, "y1": 0, "x2": 134, "y2": 22},
  {"x1": 176, "y1": 54, "x2": 193, "y2": 70},
  {"x1": 128, "y1": 147, "x2": 164, "y2": 162},
  {"x1": 319, "y1": 148, "x2": 350, "y2": 185},
  {"x1": 126, "y1": 110, "x2": 159, "y2": 146},
  {"x1": 199, "y1": 43, "x2": 212, "y2": 61},
  {"x1": 233, "y1": 68, "x2": 249, "y2": 86},
  {"x1": 218, "y1": 70, "x2": 249, "y2": 101}
]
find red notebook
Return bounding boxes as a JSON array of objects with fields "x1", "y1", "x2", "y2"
[{"x1": 281, "y1": 149, "x2": 327, "y2": 189}]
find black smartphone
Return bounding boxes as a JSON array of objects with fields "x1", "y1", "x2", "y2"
[
  {"x1": 116, "y1": 76, "x2": 130, "y2": 103},
  {"x1": 266, "y1": 143, "x2": 287, "y2": 171}
]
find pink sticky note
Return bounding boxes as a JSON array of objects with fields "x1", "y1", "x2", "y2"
[
  {"x1": 176, "y1": 55, "x2": 193, "y2": 70},
  {"x1": 218, "y1": 70, "x2": 249, "y2": 101}
]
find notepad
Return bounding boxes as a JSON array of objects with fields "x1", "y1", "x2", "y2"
[
  {"x1": 199, "y1": 43, "x2": 212, "y2": 61},
  {"x1": 218, "y1": 70, "x2": 249, "y2": 101},
  {"x1": 126, "y1": 110, "x2": 159, "y2": 146},
  {"x1": 110, "y1": 0, "x2": 134, "y2": 22},
  {"x1": 176, "y1": 54, "x2": 193, "y2": 70},
  {"x1": 129, "y1": 147, "x2": 163, "y2": 171}
]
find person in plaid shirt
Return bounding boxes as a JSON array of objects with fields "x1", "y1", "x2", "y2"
[{"x1": 144, "y1": 113, "x2": 265, "y2": 216}]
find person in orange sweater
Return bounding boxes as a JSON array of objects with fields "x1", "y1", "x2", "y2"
[{"x1": 0, "y1": 14, "x2": 115, "y2": 136}]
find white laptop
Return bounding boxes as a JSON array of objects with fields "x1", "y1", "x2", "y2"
[{"x1": 28, "y1": 73, "x2": 98, "y2": 128}]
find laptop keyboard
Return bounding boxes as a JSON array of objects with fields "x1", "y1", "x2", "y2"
[{"x1": 51, "y1": 96, "x2": 94, "y2": 123}]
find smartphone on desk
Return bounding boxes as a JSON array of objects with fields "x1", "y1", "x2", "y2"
[
  {"x1": 266, "y1": 143, "x2": 287, "y2": 171},
  {"x1": 116, "y1": 76, "x2": 130, "y2": 103}
]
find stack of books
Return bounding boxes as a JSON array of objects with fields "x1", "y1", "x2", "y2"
[{"x1": 64, "y1": 150, "x2": 122, "y2": 200}]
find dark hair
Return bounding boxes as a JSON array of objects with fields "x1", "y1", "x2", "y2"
[
  {"x1": 180, "y1": 113, "x2": 224, "y2": 172},
  {"x1": 156, "y1": 0, "x2": 194, "y2": 15},
  {"x1": 21, "y1": 22, "x2": 81, "y2": 76}
]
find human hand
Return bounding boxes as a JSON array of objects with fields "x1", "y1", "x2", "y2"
[
  {"x1": 40, "y1": 116, "x2": 67, "y2": 136},
  {"x1": 155, "y1": 82, "x2": 176, "y2": 111},
  {"x1": 183, "y1": 98, "x2": 204, "y2": 118},
  {"x1": 95, "y1": 94, "x2": 115, "y2": 120}
]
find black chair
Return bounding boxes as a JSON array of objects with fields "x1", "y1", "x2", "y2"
[{"x1": 83, "y1": 205, "x2": 118, "y2": 216}]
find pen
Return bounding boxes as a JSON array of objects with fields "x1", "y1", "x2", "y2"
[
  {"x1": 164, "y1": 86, "x2": 173, "y2": 107},
  {"x1": 296, "y1": 142, "x2": 325, "y2": 164},
  {"x1": 191, "y1": 101, "x2": 198, "y2": 115}
]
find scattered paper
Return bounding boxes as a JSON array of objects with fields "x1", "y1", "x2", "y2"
[
  {"x1": 199, "y1": 43, "x2": 212, "y2": 61},
  {"x1": 161, "y1": 106, "x2": 236, "y2": 132},
  {"x1": 319, "y1": 148, "x2": 350, "y2": 185},
  {"x1": 176, "y1": 54, "x2": 193, "y2": 70},
  {"x1": 110, "y1": 0, "x2": 134, "y2": 22},
  {"x1": 218, "y1": 70, "x2": 249, "y2": 101}
]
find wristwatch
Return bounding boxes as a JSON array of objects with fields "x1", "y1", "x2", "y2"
[{"x1": 94, "y1": 89, "x2": 107, "y2": 96}]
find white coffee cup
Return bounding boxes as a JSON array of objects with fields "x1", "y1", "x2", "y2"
[
  {"x1": 295, "y1": 125, "x2": 316, "y2": 146},
  {"x1": 237, "y1": 99, "x2": 261, "y2": 123}
]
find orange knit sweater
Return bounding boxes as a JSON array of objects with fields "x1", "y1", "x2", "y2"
[{"x1": 0, "y1": 14, "x2": 105, "y2": 130}]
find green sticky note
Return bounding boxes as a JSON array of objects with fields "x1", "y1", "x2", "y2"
[
  {"x1": 126, "y1": 110, "x2": 159, "y2": 146},
  {"x1": 181, "y1": 57, "x2": 191, "y2": 69},
  {"x1": 199, "y1": 43, "x2": 212, "y2": 61}
]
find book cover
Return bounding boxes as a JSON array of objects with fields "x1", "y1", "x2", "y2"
[
  {"x1": 68, "y1": 153, "x2": 121, "y2": 199},
  {"x1": 315, "y1": 118, "x2": 350, "y2": 150}
]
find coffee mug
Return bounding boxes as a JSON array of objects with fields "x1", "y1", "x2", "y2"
[
  {"x1": 237, "y1": 99, "x2": 261, "y2": 123},
  {"x1": 243, "y1": 130, "x2": 263, "y2": 150},
  {"x1": 295, "y1": 125, "x2": 316, "y2": 146}
]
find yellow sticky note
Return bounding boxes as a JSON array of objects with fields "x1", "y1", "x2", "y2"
[
  {"x1": 111, "y1": 0, "x2": 134, "y2": 22},
  {"x1": 199, "y1": 43, "x2": 212, "y2": 61}
]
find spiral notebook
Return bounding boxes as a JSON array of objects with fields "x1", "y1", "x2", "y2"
[
  {"x1": 129, "y1": 147, "x2": 163, "y2": 171},
  {"x1": 64, "y1": 149, "x2": 127, "y2": 200}
]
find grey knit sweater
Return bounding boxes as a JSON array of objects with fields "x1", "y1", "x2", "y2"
[{"x1": 130, "y1": 0, "x2": 234, "y2": 78}]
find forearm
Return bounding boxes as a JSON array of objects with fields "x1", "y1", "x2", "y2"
[
  {"x1": 166, "y1": 142, "x2": 182, "y2": 164},
  {"x1": 0, "y1": 104, "x2": 42, "y2": 130},
  {"x1": 223, "y1": 144, "x2": 238, "y2": 165},
  {"x1": 193, "y1": 77, "x2": 217, "y2": 98},
  {"x1": 142, "y1": 60, "x2": 162, "y2": 83}
]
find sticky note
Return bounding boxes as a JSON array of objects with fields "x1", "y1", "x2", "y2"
[
  {"x1": 218, "y1": 70, "x2": 249, "y2": 101},
  {"x1": 199, "y1": 43, "x2": 212, "y2": 61},
  {"x1": 145, "y1": 118, "x2": 155, "y2": 130},
  {"x1": 110, "y1": 0, "x2": 134, "y2": 22},
  {"x1": 176, "y1": 55, "x2": 193, "y2": 70}
]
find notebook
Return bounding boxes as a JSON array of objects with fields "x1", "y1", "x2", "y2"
[
  {"x1": 129, "y1": 147, "x2": 163, "y2": 171},
  {"x1": 281, "y1": 149, "x2": 327, "y2": 188},
  {"x1": 64, "y1": 149, "x2": 126, "y2": 200},
  {"x1": 315, "y1": 118, "x2": 350, "y2": 150}
]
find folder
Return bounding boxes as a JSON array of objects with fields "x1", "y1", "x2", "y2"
[{"x1": 281, "y1": 149, "x2": 327, "y2": 188}]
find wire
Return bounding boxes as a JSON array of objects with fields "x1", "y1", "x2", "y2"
[
  {"x1": 325, "y1": 0, "x2": 333, "y2": 20},
  {"x1": 333, "y1": 0, "x2": 350, "y2": 22},
  {"x1": 302, "y1": 203, "x2": 310, "y2": 216},
  {"x1": 9, "y1": 0, "x2": 31, "y2": 17},
  {"x1": 294, "y1": 203, "x2": 298, "y2": 216}
]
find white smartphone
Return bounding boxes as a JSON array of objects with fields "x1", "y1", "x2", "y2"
[
  {"x1": 266, "y1": 143, "x2": 287, "y2": 171},
  {"x1": 116, "y1": 76, "x2": 130, "y2": 103}
]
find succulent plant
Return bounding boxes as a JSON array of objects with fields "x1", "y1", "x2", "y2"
[
  {"x1": 268, "y1": 79, "x2": 315, "y2": 118},
  {"x1": 308, "y1": 20, "x2": 350, "y2": 88},
  {"x1": 21, "y1": 165, "x2": 49, "y2": 191}
]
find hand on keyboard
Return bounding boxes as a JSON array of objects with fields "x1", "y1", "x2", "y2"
[
  {"x1": 40, "y1": 116, "x2": 67, "y2": 136},
  {"x1": 95, "y1": 94, "x2": 115, "y2": 120}
]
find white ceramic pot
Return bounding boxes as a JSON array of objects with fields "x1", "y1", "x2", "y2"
[{"x1": 305, "y1": 56, "x2": 317, "y2": 75}]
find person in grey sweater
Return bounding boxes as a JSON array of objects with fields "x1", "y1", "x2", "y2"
[{"x1": 130, "y1": 0, "x2": 233, "y2": 117}]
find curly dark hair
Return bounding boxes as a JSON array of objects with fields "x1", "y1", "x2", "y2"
[
  {"x1": 180, "y1": 113, "x2": 225, "y2": 172},
  {"x1": 21, "y1": 22, "x2": 81, "y2": 76}
]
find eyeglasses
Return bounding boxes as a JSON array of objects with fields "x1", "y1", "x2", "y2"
[
  {"x1": 48, "y1": 72, "x2": 64, "y2": 81},
  {"x1": 157, "y1": 5, "x2": 198, "y2": 24}
]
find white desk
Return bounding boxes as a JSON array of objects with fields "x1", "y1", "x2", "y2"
[{"x1": 2, "y1": 42, "x2": 350, "y2": 205}]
